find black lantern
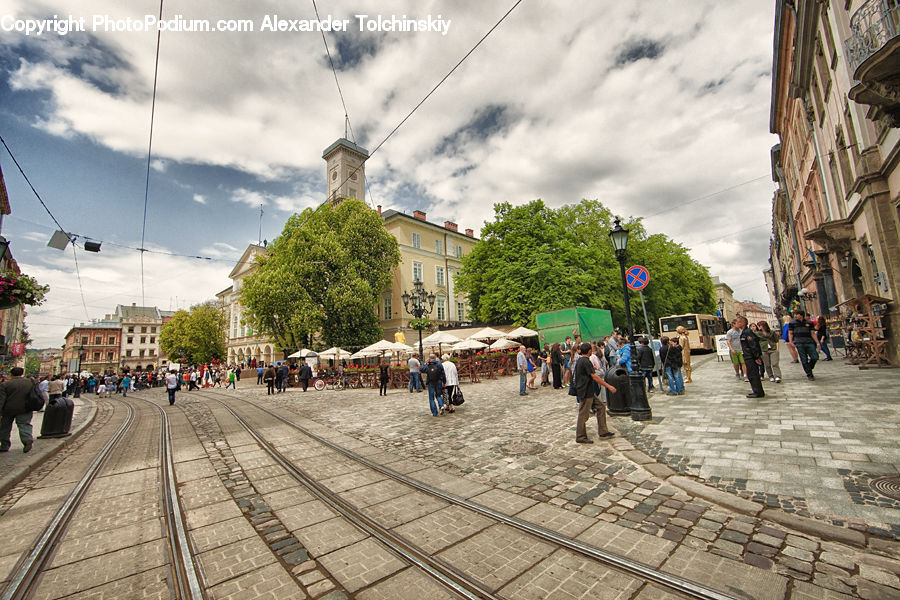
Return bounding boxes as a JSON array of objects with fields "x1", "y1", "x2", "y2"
[{"x1": 401, "y1": 279, "x2": 436, "y2": 358}]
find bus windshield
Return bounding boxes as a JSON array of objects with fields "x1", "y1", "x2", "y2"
[{"x1": 660, "y1": 315, "x2": 698, "y2": 332}]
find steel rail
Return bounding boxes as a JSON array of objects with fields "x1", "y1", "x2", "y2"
[
  {"x1": 0, "y1": 400, "x2": 135, "y2": 600},
  {"x1": 143, "y1": 399, "x2": 207, "y2": 600},
  {"x1": 211, "y1": 399, "x2": 500, "y2": 600},
  {"x1": 205, "y1": 391, "x2": 744, "y2": 600}
]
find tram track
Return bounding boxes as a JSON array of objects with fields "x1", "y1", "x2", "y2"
[{"x1": 197, "y1": 390, "x2": 745, "y2": 600}]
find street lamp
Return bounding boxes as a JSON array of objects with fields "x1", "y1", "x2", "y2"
[
  {"x1": 401, "y1": 279, "x2": 436, "y2": 359},
  {"x1": 608, "y1": 218, "x2": 651, "y2": 421},
  {"x1": 717, "y1": 298, "x2": 727, "y2": 332}
]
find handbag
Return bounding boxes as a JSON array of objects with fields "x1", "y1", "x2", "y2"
[
  {"x1": 568, "y1": 382, "x2": 577, "y2": 397},
  {"x1": 451, "y1": 386, "x2": 465, "y2": 406},
  {"x1": 27, "y1": 383, "x2": 46, "y2": 412}
]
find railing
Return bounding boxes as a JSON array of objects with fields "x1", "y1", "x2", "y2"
[{"x1": 845, "y1": 0, "x2": 900, "y2": 73}]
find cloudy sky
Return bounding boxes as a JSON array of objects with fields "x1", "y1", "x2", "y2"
[{"x1": 0, "y1": 0, "x2": 779, "y2": 348}]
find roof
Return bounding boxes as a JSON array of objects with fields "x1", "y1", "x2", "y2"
[
  {"x1": 0, "y1": 162, "x2": 9, "y2": 216},
  {"x1": 381, "y1": 209, "x2": 479, "y2": 240},
  {"x1": 228, "y1": 244, "x2": 266, "y2": 280},
  {"x1": 322, "y1": 138, "x2": 369, "y2": 159},
  {"x1": 115, "y1": 304, "x2": 161, "y2": 320},
  {"x1": 64, "y1": 320, "x2": 121, "y2": 341}
]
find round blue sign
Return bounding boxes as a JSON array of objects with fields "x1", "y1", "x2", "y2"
[{"x1": 626, "y1": 265, "x2": 649, "y2": 290}]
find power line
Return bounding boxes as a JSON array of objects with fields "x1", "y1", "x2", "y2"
[
  {"x1": 643, "y1": 175, "x2": 771, "y2": 219},
  {"x1": 70, "y1": 244, "x2": 90, "y2": 320},
  {"x1": 690, "y1": 222, "x2": 769, "y2": 246},
  {"x1": 140, "y1": 0, "x2": 165, "y2": 305},
  {"x1": 0, "y1": 134, "x2": 70, "y2": 240}
]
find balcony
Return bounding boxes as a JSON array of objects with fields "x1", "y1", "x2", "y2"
[{"x1": 846, "y1": 0, "x2": 900, "y2": 125}]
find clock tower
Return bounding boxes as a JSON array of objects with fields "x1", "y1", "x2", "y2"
[{"x1": 322, "y1": 137, "x2": 369, "y2": 205}]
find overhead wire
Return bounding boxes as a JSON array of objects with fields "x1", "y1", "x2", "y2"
[
  {"x1": 139, "y1": 0, "x2": 165, "y2": 305},
  {"x1": 643, "y1": 175, "x2": 771, "y2": 219}
]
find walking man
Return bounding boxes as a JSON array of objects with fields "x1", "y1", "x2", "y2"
[
  {"x1": 788, "y1": 310, "x2": 821, "y2": 380},
  {"x1": 256, "y1": 364, "x2": 264, "y2": 385},
  {"x1": 165, "y1": 370, "x2": 178, "y2": 405},
  {"x1": 517, "y1": 345, "x2": 528, "y2": 396},
  {"x1": 636, "y1": 337, "x2": 655, "y2": 392},
  {"x1": 574, "y1": 343, "x2": 617, "y2": 444},
  {"x1": 736, "y1": 317, "x2": 765, "y2": 398},
  {"x1": 408, "y1": 353, "x2": 423, "y2": 393},
  {"x1": 298, "y1": 362, "x2": 312, "y2": 392},
  {"x1": 676, "y1": 326, "x2": 692, "y2": 383},
  {"x1": 422, "y1": 354, "x2": 446, "y2": 416},
  {"x1": 0, "y1": 367, "x2": 35, "y2": 453},
  {"x1": 278, "y1": 362, "x2": 290, "y2": 393},
  {"x1": 725, "y1": 320, "x2": 747, "y2": 380}
]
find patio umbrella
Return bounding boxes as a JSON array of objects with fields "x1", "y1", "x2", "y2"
[
  {"x1": 421, "y1": 331, "x2": 462, "y2": 354},
  {"x1": 287, "y1": 348, "x2": 318, "y2": 359},
  {"x1": 390, "y1": 341, "x2": 413, "y2": 353},
  {"x1": 506, "y1": 326, "x2": 539, "y2": 339},
  {"x1": 452, "y1": 339, "x2": 488, "y2": 351},
  {"x1": 490, "y1": 338, "x2": 520, "y2": 350},
  {"x1": 350, "y1": 349, "x2": 381, "y2": 359},
  {"x1": 318, "y1": 347, "x2": 350, "y2": 360},
  {"x1": 467, "y1": 327, "x2": 509, "y2": 341},
  {"x1": 359, "y1": 339, "x2": 397, "y2": 354}
]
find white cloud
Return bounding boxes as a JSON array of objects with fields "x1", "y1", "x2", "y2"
[
  {"x1": 151, "y1": 159, "x2": 167, "y2": 172},
  {"x1": 193, "y1": 193, "x2": 207, "y2": 204}
]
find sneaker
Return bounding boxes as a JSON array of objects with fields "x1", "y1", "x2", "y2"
[
  {"x1": 769, "y1": 377, "x2": 775, "y2": 382},
  {"x1": 677, "y1": 391, "x2": 685, "y2": 395},
  {"x1": 775, "y1": 377, "x2": 781, "y2": 383}
]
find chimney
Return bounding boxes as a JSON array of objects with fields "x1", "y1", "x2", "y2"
[
  {"x1": 465, "y1": 228, "x2": 474, "y2": 237},
  {"x1": 377, "y1": 204, "x2": 382, "y2": 216},
  {"x1": 413, "y1": 210, "x2": 427, "y2": 221},
  {"x1": 444, "y1": 221, "x2": 458, "y2": 231}
]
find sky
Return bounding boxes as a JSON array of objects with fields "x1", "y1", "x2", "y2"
[{"x1": 0, "y1": 0, "x2": 780, "y2": 348}]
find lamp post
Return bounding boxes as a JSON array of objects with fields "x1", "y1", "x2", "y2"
[
  {"x1": 401, "y1": 279, "x2": 436, "y2": 359},
  {"x1": 717, "y1": 298, "x2": 727, "y2": 332},
  {"x1": 609, "y1": 218, "x2": 651, "y2": 421}
]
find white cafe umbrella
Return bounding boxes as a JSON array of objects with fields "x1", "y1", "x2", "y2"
[
  {"x1": 490, "y1": 338, "x2": 520, "y2": 350},
  {"x1": 467, "y1": 327, "x2": 509, "y2": 341},
  {"x1": 350, "y1": 349, "x2": 381, "y2": 359},
  {"x1": 390, "y1": 341, "x2": 413, "y2": 353},
  {"x1": 506, "y1": 326, "x2": 539, "y2": 338},
  {"x1": 420, "y1": 331, "x2": 461, "y2": 354},
  {"x1": 318, "y1": 347, "x2": 349, "y2": 359},
  {"x1": 359, "y1": 339, "x2": 397, "y2": 354},
  {"x1": 452, "y1": 339, "x2": 488, "y2": 351},
  {"x1": 288, "y1": 348, "x2": 318, "y2": 359}
]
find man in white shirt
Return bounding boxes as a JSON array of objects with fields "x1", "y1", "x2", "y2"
[
  {"x1": 408, "y1": 354, "x2": 422, "y2": 393},
  {"x1": 517, "y1": 346, "x2": 528, "y2": 396}
]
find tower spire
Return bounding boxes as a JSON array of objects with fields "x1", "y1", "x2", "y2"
[{"x1": 344, "y1": 114, "x2": 349, "y2": 139}]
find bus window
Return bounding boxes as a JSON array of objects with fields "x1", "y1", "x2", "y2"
[{"x1": 660, "y1": 316, "x2": 698, "y2": 332}]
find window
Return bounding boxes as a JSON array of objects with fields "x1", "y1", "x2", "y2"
[
  {"x1": 127, "y1": 326, "x2": 134, "y2": 333},
  {"x1": 457, "y1": 302, "x2": 465, "y2": 321},
  {"x1": 412, "y1": 232, "x2": 421, "y2": 248},
  {"x1": 150, "y1": 337, "x2": 156, "y2": 344},
  {"x1": 151, "y1": 327, "x2": 157, "y2": 333},
  {"x1": 139, "y1": 336, "x2": 145, "y2": 344},
  {"x1": 149, "y1": 349, "x2": 155, "y2": 356},
  {"x1": 81, "y1": 336, "x2": 88, "y2": 345},
  {"x1": 107, "y1": 352, "x2": 114, "y2": 360},
  {"x1": 141, "y1": 326, "x2": 147, "y2": 333},
  {"x1": 139, "y1": 349, "x2": 145, "y2": 358},
  {"x1": 413, "y1": 261, "x2": 423, "y2": 282},
  {"x1": 127, "y1": 337, "x2": 133, "y2": 344},
  {"x1": 93, "y1": 352, "x2": 100, "y2": 360},
  {"x1": 108, "y1": 336, "x2": 116, "y2": 345},
  {"x1": 435, "y1": 239, "x2": 443, "y2": 254},
  {"x1": 436, "y1": 298, "x2": 446, "y2": 321},
  {"x1": 456, "y1": 245, "x2": 462, "y2": 258},
  {"x1": 94, "y1": 336, "x2": 102, "y2": 344},
  {"x1": 435, "y1": 266, "x2": 445, "y2": 286},
  {"x1": 383, "y1": 296, "x2": 392, "y2": 320},
  {"x1": 125, "y1": 350, "x2": 132, "y2": 357},
  {"x1": 348, "y1": 188, "x2": 357, "y2": 199}
]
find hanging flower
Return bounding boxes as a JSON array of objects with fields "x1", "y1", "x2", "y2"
[{"x1": 0, "y1": 270, "x2": 49, "y2": 307}]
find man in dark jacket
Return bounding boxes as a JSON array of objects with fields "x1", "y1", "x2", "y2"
[
  {"x1": 0, "y1": 367, "x2": 36, "y2": 452},
  {"x1": 298, "y1": 363, "x2": 313, "y2": 392},
  {"x1": 421, "y1": 354, "x2": 446, "y2": 416},
  {"x1": 278, "y1": 363, "x2": 290, "y2": 393},
  {"x1": 737, "y1": 316, "x2": 765, "y2": 398},
  {"x1": 636, "y1": 338, "x2": 655, "y2": 392}
]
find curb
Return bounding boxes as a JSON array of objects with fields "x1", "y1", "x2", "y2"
[{"x1": 0, "y1": 397, "x2": 99, "y2": 498}]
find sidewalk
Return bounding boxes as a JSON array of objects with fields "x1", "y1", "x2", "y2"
[
  {"x1": 0, "y1": 396, "x2": 97, "y2": 496},
  {"x1": 616, "y1": 352, "x2": 900, "y2": 538}
]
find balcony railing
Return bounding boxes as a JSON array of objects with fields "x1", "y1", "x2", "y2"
[{"x1": 846, "y1": 0, "x2": 900, "y2": 72}]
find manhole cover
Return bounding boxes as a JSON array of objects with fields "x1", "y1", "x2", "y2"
[
  {"x1": 871, "y1": 476, "x2": 900, "y2": 501},
  {"x1": 498, "y1": 440, "x2": 548, "y2": 456}
]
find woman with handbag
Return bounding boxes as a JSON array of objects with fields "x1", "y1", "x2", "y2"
[{"x1": 441, "y1": 354, "x2": 460, "y2": 413}]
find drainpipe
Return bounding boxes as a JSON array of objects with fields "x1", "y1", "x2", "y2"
[{"x1": 774, "y1": 164, "x2": 806, "y2": 312}]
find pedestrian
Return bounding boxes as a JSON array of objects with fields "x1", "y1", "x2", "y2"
[
  {"x1": 378, "y1": 360, "x2": 390, "y2": 396},
  {"x1": 737, "y1": 316, "x2": 765, "y2": 398},
  {"x1": 550, "y1": 342, "x2": 563, "y2": 389},
  {"x1": 615, "y1": 336, "x2": 632, "y2": 373},
  {"x1": 441, "y1": 354, "x2": 459, "y2": 413},
  {"x1": 257, "y1": 364, "x2": 264, "y2": 385},
  {"x1": 816, "y1": 315, "x2": 833, "y2": 361},
  {"x1": 636, "y1": 337, "x2": 655, "y2": 392},
  {"x1": 788, "y1": 310, "x2": 822, "y2": 380},
  {"x1": 278, "y1": 362, "x2": 290, "y2": 393},
  {"x1": 561, "y1": 336, "x2": 573, "y2": 385},
  {"x1": 274, "y1": 363, "x2": 284, "y2": 392},
  {"x1": 539, "y1": 344, "x2": 550, "y2": 386},
  {"x1": 121, "y1": 373, "x2": 132, "y2": 397},
  {"x1": 604, "y1": 332, "x2": 619, "y2": 366},
  {"x1": 422, "y1": 354, "x2": 446, "y2": 416},
  {"x1": 574, "y1": 342, "x2": 617, "y2": 444},
  {"x1": 408, "y1": 353, "x2": 423, "y2": 393},
  {"x1": 757, "y1": 322, "x2": 782, "y2": 383},
  {"x1": 189, "y1": 369, "x2": 199, "y2": 391},
  {"x1": 662, "y1": 337, "x2": 685, "y2": 395},
  {"x1": 675, "y1": 326, "x2": 693, "y2": 383},
  {"x1": 225, "y1": 368, "x2": 237, "y2": 389},
  {"x1": 0, "y1": 367, "x2": 36, "y2": 453},
  {"x1": 516, "y1": 345, "x2": 528, "y2": 396},
  {"x1": 781, "y1": 315, "x2": 799, "y2": 363},
  {"x1": 725, "y1": 319, "x2": 747, "y2": 381},
  {"x1": 264, "y1": 365, "x2": 276, "y2": 395},
  {"x1": 525, "y1": 347, "x2": 537, "y2": 390},
  {"x1": 165, "y1": 370, "x2": 178, "y2": 405},
  {"x1": 749, "y1": 323, "x2": 766, "y2": 379},
  {"x1": 299, "y1": 362, "x2": 313, "y2": 392}
]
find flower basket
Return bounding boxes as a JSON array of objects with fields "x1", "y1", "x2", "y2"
[{"x1": 0, "y1": 271, "x2": 49, "y2": 307}]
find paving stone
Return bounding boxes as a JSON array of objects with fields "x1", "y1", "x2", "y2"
[
  {"x1": 662, "y1": 546, "x2": 788, "y2": 600},
  {"x1": 576, "y1": 521, "x2": 676, "y2": 568},
  {"x1": 498, "y1": 548, "x2": 642, "y2": 599},
  {"x1": 782, "y1": 545, "x2": 815, "y2": 563},
  {"x1": 355, "y1": 566, "x2": 457, "y2": 600},
  {"x1": 316, "y1": 538, "x2": 405, "y2": 593}
]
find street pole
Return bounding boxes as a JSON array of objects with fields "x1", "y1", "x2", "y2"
[
  {"x1": 617, "y1": 255, "x2": 651, "y2": 421},
  {"x1": 639, "y1": 290, "x2": 662, "y2": 391}
]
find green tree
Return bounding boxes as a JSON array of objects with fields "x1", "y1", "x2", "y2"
[
  {"x1": 456, "y1": 199, "x2": 715, "y2": 333},
  {"x1": 241, "y1": 200, "x2": 401, "y2": 354},
  {"x1": 24, "y1": 353, "x2": 40, "y2": 377},
  {"x1": 159, "y1": 302, "x2": 226, "y2": 365}
]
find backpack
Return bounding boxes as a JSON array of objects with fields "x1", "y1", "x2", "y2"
[
  {"x1": 425, "y1": 362, "x2": 442, "y2": 384},
  {"x1": 27, "y1": 382, "x2": 46, "y2": 412}
]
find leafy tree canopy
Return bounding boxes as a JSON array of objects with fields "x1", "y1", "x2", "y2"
[
  {"x1": 455, "y1": 199, "x2": 715, "y2": 333},
  {"x1": 159, "y1": 301, "x2": 226, "y2": 365},
  {"x1": 240, "y1": 200, "x2": 401, "y2": 354}
]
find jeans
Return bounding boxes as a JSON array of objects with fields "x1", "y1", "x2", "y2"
[
  {"x1": 820, "y1": 340, "x2": 833, "y2": 360},
  {"x1": 409, "y1": 372, "x2": 422, "y2": 392},
  {"x1": 665, "y1": 366, "x2": 684, "y2": 394},
  {"x1": 167, "y1": 388, "x2": 176, "y2": 404},
  {"x1": 0, "y1": 412, "x2": 33, "y2": 448},
  {"x1": 795, "y1": 342, "x2": 819, "y2": 376},
  {"x1": 427, "y1": 383, "x2": 444, "y2": 416},
  {"x1": 642, "y1": 369, "x2": 654, "y2": 389},
  {"x1": 519, "y1": 371, "x2": 527, "y2": 395}
]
